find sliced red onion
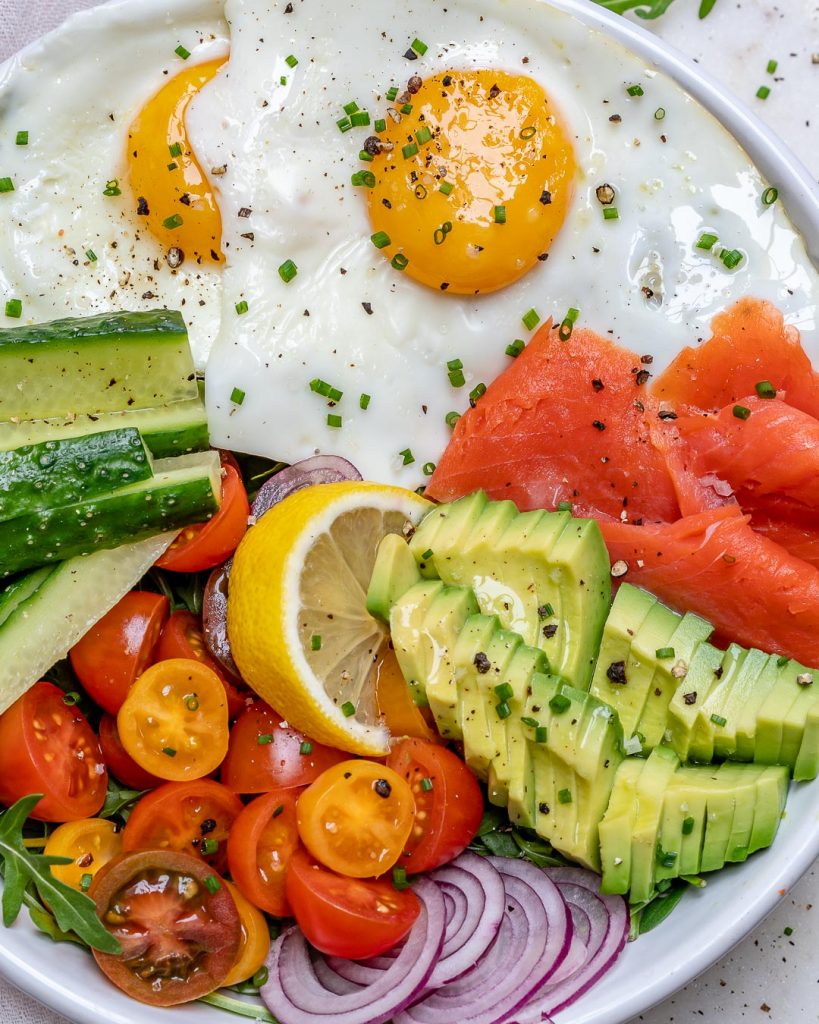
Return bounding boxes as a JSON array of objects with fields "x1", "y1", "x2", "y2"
[
  {"x1": 260, "y1": 878, "x2": 445, "y2": 1024},
  {"x1": 512, "y1": 867, "x2": 628, "y2": 1021},
  {"x1": 202, "y1": 455, "x2": 362, "y2": 674},
  {"x1": 251, "y1": 454, "x2": 362, "y2": 519},
  {"x1": 395, "y1": 857, "x2": 571, "y2": 1024}
]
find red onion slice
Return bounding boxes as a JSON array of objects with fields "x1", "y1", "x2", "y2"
[
  {"x1": 203, "y1": 558, "x2": 240, "y2": 677},
  {"x1": 260, "y1": 878, "x2": 445, "y2": 1024}
]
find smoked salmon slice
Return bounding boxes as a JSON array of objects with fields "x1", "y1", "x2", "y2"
[
  {"x1": 652, "y1": 298, "x2": 819, "y2": 417},
  {"x1": 600, "y1": 504, "x2": 819, "y2": 666},
  {"x1": 427, "y1": 323, "x2": 681, "y2": 523}
]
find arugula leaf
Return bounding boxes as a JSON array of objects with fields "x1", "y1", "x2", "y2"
[
  {"x1": 698, "y1": 0, "x2": 718, "y2": 17},
  {"x1": 143, "y1": 566, "x2": 208, "y2": 616},
  {"x1": 632, "y1": 878, "x2": 688, "y2": 935},
  {"x1": 28, "y1": 903, "x2": 88, "y2": 947},
  {"x1": 199, "y1": 991, "x2": 277, "y2": 1022},
  {"x1": 511, "y1": 830, "x2": 571, "y2": 869},
  {"x1": 0, "y1": 795, "x2": 120, "y2": 953},
  {"x1": 100, "y1": 780, "x2": 145, "y2": 822},
  {"x1": 592, "y1": 0, "x2": 678, "y2": 18}
]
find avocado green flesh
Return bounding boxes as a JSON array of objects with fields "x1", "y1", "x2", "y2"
[
  {"x1": 689, "y1": 645, "x2": 748, "y2": 763},
  {"x1": 666, "y1": 643, "x2": 724, "y2": 761},
  {"x1": 629, "y1": 746, "x2": 680, "y2": 904},
  {"x1": 748, "y1": 766, "x2": 789, "y2": 852},
  {"x1": 599, "y1": 757, "x2": 643, "y2": 894},
  {"x1": 367, "y1": 533, "x2": 423, "y2": 622}
]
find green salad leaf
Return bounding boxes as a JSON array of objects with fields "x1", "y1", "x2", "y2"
[
  {"x1": 0, "y1": 794, "x2": 120, "y2": 953},
  {"x1": 591, "y1": 0, "x2": 679, "y2": 18}
]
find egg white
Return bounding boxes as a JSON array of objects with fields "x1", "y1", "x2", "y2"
[{"x1": 0, "y1": 0, "x2": 229, "y2": 369}]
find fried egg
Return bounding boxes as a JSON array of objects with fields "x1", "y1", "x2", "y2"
[
  {"x1": 191, "y1": 0, "x2": 817, "y2": 486},
  {"x1": 0, "y1": 0, "x2": 228, "y2": 367}
]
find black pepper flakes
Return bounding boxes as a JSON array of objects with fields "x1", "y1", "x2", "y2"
[
  {"x1": 592, "y1": 378, "x2": 604, "y2": 392},
  {"x1": 683, "y1": 692, "x2": 698, "y2": 705},
  {"x1": 592, "y1": 420, "x2": 606, "y2": 431},
  {"x1": 362, "y1": 302, "x2": 373, "y2": 315},
  {"x1": 542, "y1": 624, "x2": 558, "y2": 639},
  {"x1": 606, "y1": 661, "x2": 627, "y2": 685},
  {"x1": 635, "y1": 369, "x2": 651, "y2": 386},
  {"x1": 136, "y1": 196, "x2": 149, "y2": 216},
  {"x1": 658, "y1": 409, "x2": 678, "y2": 421},
  {"x1": 373, "y1": 779, "x2": 392, "y2": 798},
  {"x1": 539, "y1": 190, "x2": 552, "y2": 206},
  {"x1": 474, "y1": 652, "x2": 491, "y2": 674}
]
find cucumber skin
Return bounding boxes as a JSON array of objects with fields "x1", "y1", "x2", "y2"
[
  {"x1": 142, "y1": 419, "x2": 210, "y2": 458},
  {"x1": 0, "y1": 309, "x2": 187, "y2": 349},
  {"x1": 0, "y1": 471, "x2": 218, "y2": 578},
  {"x1": 0, "y1": 428, "x2": 152, "y2": 522},
  {"x1": 0, "y1": 566, "x2": 56, "y2": 629}
]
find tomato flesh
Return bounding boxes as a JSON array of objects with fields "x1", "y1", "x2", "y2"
[
  {"x1": 156, "y1": 460, "x2": 249, "y2": 573},
  {"x1": 91, "y1": 850, "x2": 240, "y2": 1006},
  {"x1": 99, "y1": 714, "x2": 164, "y2": 791},
  {"x1": 285, "y1": 847, "x2": 420, "y2": 959},
  {"x1": 221, "y1": 701, "x2": 347, "y2": 793},
  {"x1": 376, "y1": 647, "x2": 440, "y2": 742},
  {"x1": 122, "y1": 779, "x2": 243, "y2": 875},
  {"x1": 386, "y1": 738, "x2": 483, "y2": 874},
  {"x1": 227, "y1": 789, "x2": 302, "y2": 917},
  {"x1": 69, "y1": 591, "x2": 169, "y2": 714},
  {"x1": 44, "y1": 818, "x2": 123, "y2": 890},
  {"x1": 0, "y1": 681, "x2": 107, "y2": 821},
  {"x1": 221, "y1": 881, "x2": 271, "y2": 988}
]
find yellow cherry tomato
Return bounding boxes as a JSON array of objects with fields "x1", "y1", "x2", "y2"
[
  {"x1": 221, "y1": 880, "x2": 271, "y2": 988},
  {"x1": 44, "y1": 818, "x2": 123, "y2": 891},
  {"x1": 117, "y1": 658, "x2": 229, "y2": 782},
  {"x1": 297, "y1": 761, "x2": 415, "y2": 878}
]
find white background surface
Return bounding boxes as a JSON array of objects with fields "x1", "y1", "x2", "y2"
[{"x1": 0, "y1": 1, "x2": 817, "y2": 1023}]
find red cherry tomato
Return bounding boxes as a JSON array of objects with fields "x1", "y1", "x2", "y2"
[
  {"x1": 0, "y1": 682, "x2": 107, "y2": 821},
  {"x1": 155, "y1": 610, "x2": 249, "y2": 719},
  {"x1": 220, "y1": 702, "x2": 348, "y2": 794},
  {"x1": 90, "y1": 850, "x2": 240, "y2": 1006},
  {"x1": 122, "y1": 779, "x2": 243, "y2": 875},
  {"x1": 386, "y1": 738, "x2": 483, "y2": 874},
  {"x1": 98, "y1": 714, "x2": 164, "y2": 791},
  {"x1": 285, "y1": 847, "x2": 420, "y2": 959},
  {"x1": 227, "y1": 789, "x2": 302, "y2": 917},
  {"x1": 156, "y1": 462, "x2": 249, "y2": 573},
  {"x1": 69, "y1": 591, "x2": 169, "y2": 714}
]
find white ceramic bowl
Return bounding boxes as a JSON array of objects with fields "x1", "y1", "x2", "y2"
[{"x1": 0, "y1": 2, "x2": 817, "y2": 1023}]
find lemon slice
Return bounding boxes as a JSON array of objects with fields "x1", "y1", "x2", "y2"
[{"x1": 227, "y1": 481, "x2": 432, "y2": 755}]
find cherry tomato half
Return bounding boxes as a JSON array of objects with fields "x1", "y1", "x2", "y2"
[
  {"x1": 117, "y1": 659, "x2": 229, "y2": 781},
  {"x1": 297, "y1": 761, "x2": 414, "y2": 878},
  {"x1": 221, "y1": 880, "x2": 271, "y2": 988},
  {"x1": 221, "y1": 702, "x2": 348, "y2": 794},
  {"x1": 91, "y1": 850, "x2": 240, "y2": 1006},
  {"x1": 44, "y1": 818, "x2": 123, "y2": 891},
  {"x1": 69, "y1": 591, "x2": 169, "y2": 714},
  {"x1": 98, "y1": 714, "x2": 164, "y2": 791},
  {"x1": 227, "y1": 789, "x2": 302, "y2": 917},
  {"x1": 122, "y1": 779, "x2": 243, "y2": 875},
  {"x1": 285, "y1": 847, "x2": 420, "y2": 959},
  {"x1": 0, "y1": 682, "x2": 107, "y2": 821},
  {"x1": 386, "y1": 738, "x2": 483, "y2": 874},
  {"x1": 376, "y1": 647, "x2": 440, "y2": 742},
  {"x1": 156, "y1": 461, "x2": 249, "y2": 573}
]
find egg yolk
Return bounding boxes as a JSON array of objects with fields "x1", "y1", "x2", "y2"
[
  {"x1": 367, "y1": 70, "x2": 576, "y2": 295},
  {"x1": 127, "y1": 58, "x2": 225, "y2": 264}
]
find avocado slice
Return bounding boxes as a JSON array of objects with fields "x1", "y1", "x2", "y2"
[
  {"x1": 590, "y1": 584, "x2": 657, "y2": 728},
  {"x1": 666, "y1": 642, "x2": 724, "y2": 760},
  {"x1": 717, "y1": 763, "x2": 760, "y2": 862},
  {"x1": 661, "y1": 774, "x2": 708, "y2": 878},
  {"x1": 779, "y1": 667, "x2": 819, "y2": 768},
  {"x1": 755, "y1": 658, "x2": 811, "y2": 768},
  {"x1": 793, "y1": 703, "x2": 819, "y2": 782},
  {"x1": 366, "y1": 533, "x2": 423, "y2": 622},
  {"x1": 701, "y1": 779, "x2": 737, "y2": 873},
  {"x1": 707, "y1": 646, "x2": 770, "y2": 761},
  {"x1": 599, "y1": 757, "x2": 645, "y2": 894},
  {"x1": 688, "y1": 645, "x2": 748, "y2": 763},
  {"x1": 748, "y1": 765, "x2": 789, "y2": 853},
  {"x1": 629, "y1": 746, "x2": 680, "y2": 904},
  {"x1": 735, "y1": 654, "x2": 780, "y2": 762},
  {"x1": 411, "y1": 491, "x2": 489, "y2": 579}
]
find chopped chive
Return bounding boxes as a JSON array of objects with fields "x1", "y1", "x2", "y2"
[
  {"x1": 493, "y1": 205, "x2": 506, "y2": 224},
  {"x1": 343, "y1": 101, "x2": 360, "y2": 115},
  {"x1": 420, "y1": 777, "x2": 434, "y2": 792},
  {"x1": 558, "y1": 320, "x2": 574, "y2": 341},
  {"x1": 337, "y1": 117, "x2": 353, "y2": 133},
  {"x1": 103, "y1": 178, "x2": 122, "y2": 196},
  {"x1": 654, "y1": 107, "x2": 666, "y2": 121},
  {"x1": 756, "y1": 85, "x2": 771, "y2": 100},
  {"x1": 447, "y1": 357, "x2": 463, "y2": 370},
  {"x1": 271, "y1": 806, "x2": 284, "y2": 820},
  {"x1": 359, "y1": 150, "x2": 374, "y2": 162},
  {"x1": 374, "y1": 118, "x2": 387, "y2": 133},
  {"x1": 285, "y1": 54, "x2": 298, "y2": 68},
  {"x1": 15, "y1": 130, "x2": 28, "y2": 146},
  {"x1": 603, "y1": 207, "x2": 620, "y2": 221},
  {"x1": 399, "y1": 447, "x2": 415, "y2": 465},
  {"x1": 733, "y1": 405, "x2": 751, "y2": 420},
  {"x1": 4, "y1": 298, "x2": 22, "y2": 319},
  {"x1": 168, "y1": 142, "x2": 183, "y2": 158},
  {"x1": 448, "y1": 369, "x2": 465, "y2": 388},
  {"x1": 519, "y1": 125, "x2": 537, "y2": 139},
  {"x1": 278, "y1": 258, "x2": 298, "y2": 283},
  {"x1": 175, "y1": 44, "x2": 191, "y2": 59},
  {"x1": 439, "y1": 181, "x2": 454, "y2": 196},
  {"x1": 496, "y1": 701, "x2": 512, "y2": 720},
  {"x1": 565, "y1": 307, "x2": 580, "y2": 323},
  {"x1": 392, "y1": 866, "x2": 410, "y2": 890},
  {"x1": 696, "y1": 232, "x2": 719, "y2": 251},
  {"x1": 549, "y1": 694, "x2": 571, "y2": 714},
  {"x1": 710, "y1": 713, "x2": 728, "y2": 727},
  {"x1": 469, "y1": 383, "x2": 486, "y2": 403},
  {"x1": 300, "y1": 741, "x2": 313, "y2": 755},
  {"x1": 445, "y1": 411, "x2": 460, "y2": 428},
  {"x1": 656, "y1": 846, "x2": 677, "y2": 868},
  {"x1": 327, "y1": 413, "x2": 342, "y2": 428},
  {"x1": 167, "y1": 162, "x2": 178, "y2": 171},
  {"x1": 784, "y1": 926, "x2": 794, "y2": 936},
  {"x1": 402, "y1": 142, "x2": 419, "y2": 159},
  {"x1": 163, "y1": 213, "x2": 183, "y2": 229},
  {"x1": 341, "y1": 701, "x2": 356, "y2": 717},
  {"x1": 201, "y1": 838, "x2": 219, "y2": 855},
  {"x1": 415, "y1": 126, "x2": 432, "y2": 146},
  {"x1": 311, "y1": 634, "x2": 322, "y2": 651},
  {"x1": 257, "y1": 733, "x2": 273, "y2": 745},
  {"x1": 280, "y1": 75, "x2": 287, "y2": 85},
  {"x1": 401, "y1": 103, "x2": 414, "y2": 115},
  {"x1": 557, "y1": 500, "x2": 573, "y2": 512},
  {"x1": 776, "y1": 655, "x2": 790, "y2": 668},
  {"x1": 85, "y1": 249, "x2": 97, "y2": 262},
  {"x1": 386, "y1": 86, "x2": 399, "y2": 102},
  {"x1": 62, "y1": 692, "x2": 81, "y2": 706},
  {"x1": 720, "y1": 248, "x2": 744, "y2": 269},
  {"x1": 77, "y1": 873, "x2": 93, "y2": 893},
  {"x1": 522, "y1": 308, "x2": 540, "y2": 331},
  {"x1": 767, "y1": 59, "x2": 778, "y2": 75},
  {"x1": 535, "y1": 726, "x2": 549, "y2": 744},
  {"x1": 359, "y1": 393, "x2": 371, "y2": 409},
  {"x1": 655, "y1": 647, "x2": 675, "y2": 659},
  {"x1": 494, "y1": 682, "x2": 514, "y2": 702},
  {"x1": 351, "y1": 170, "x2": 377, "y2": 188},
  {"x1": 521, "y1": 716, "x2": 540, "y2": 728},
  {"x1": 391, "y1": 253, "x2": 409, "y2": 271},
  {"x1": 433, "y1": 221, "x2": 452, "y2": 245},
  {"x1": 235, "y1": 300, "x2": 249, "y2": 315},
  {"x1": 682, "y1": 816, "x2": 696, "y2": 835},
  {"x1": 627, "y1": 84, "x2": 644, "y2": 97},
  {"x1": 422, "y1": 461, "x2": 436, "y2": 476},
  {"x1": 762, "y1": 186, "x2": 779, "y2": 206},
  {"x1": 411, "y1": 38, "x2": 428, "y2": 56},
  {"x1": 421, "y1": 548, "x2": 434, "y2": 560},
  {"x1": 162, "y1": 747, "x2": 177, "y2": 757},
  {"x1": 538, "y1": 603, "x2": 555, "y2": 618},
  {"x1": 0, "y1": 177, "x2": 14, "y2": 194},
  {"x1": 371, "y1": 230, "x2": 391, "y2": 249},
  {"x1": 558, "y1": 788, "x2": 572, "y2": 804},
  {"x1": 204, "y1": 875, "x2": 221, "y2": 894},
  {"x1": 230, "y1": 386, "x2": 246, "y2": 406},
  {"x1": 350, "y1": 111, "x2": 371, "y2": 128},
  {"x1": 506, "y1": 339, "x2": 525, "y2": 357},
  {"x1": 755, "y1": 380, "x2": 777, "y2": 398}
]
